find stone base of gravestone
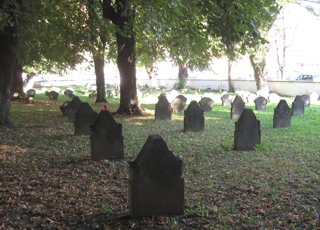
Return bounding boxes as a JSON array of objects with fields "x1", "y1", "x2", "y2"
[
  {"x1": 128, "y1": 135, "x2": 184, "y2": 218},
  {"x1": 184, "y1": 101, "x2": 204, "y2": 132},
  {"x1": 273, "y1": 100, "x2": 291, "y2": 128},
  {"x1": 90, "y1": 110, "x2": 124, "y2": 160},
  {"x1": 234, "y1": 109, "x2": 261, "y2": 150}
]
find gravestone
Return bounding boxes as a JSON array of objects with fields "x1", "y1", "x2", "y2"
[
  {"x1": 171, "y1": 95, "x2": 187, "y2": 113},
  {"x1": 74, "y1": 103, "x2": 98, "y2": 136},
  {"x1": 234, "y1": 109, "x2": 261, "y2": 150},
  {"x1": 67, "y1": 96, "x2": 82, "y2": 122},
  {"x1": 273, "y1": 100, "x2": 291, "y2": 128},
  {"x1": 128, "y1": 135, "x2": 184, "y2": 218},
  {"x1": 27, "y1": 89, "x2": 36, "y2": 98},
  {"x1": 59, "y1": 101, "x2": 71, "y2": 116},
  {"x1": 64, "y1": 89, "x2": 74, "y2": 98},
  {"x1": 231, "y1": 95, "x2": 245, "y2": 119},
  {"x1": 301, "y1": 94, "x2": 311, "y2": 107},
  {"x1": 291, "y1": 95, "x2": 304, "y2": 116},
  {"x1": 221, "y1": 94, "x2": 233, "y2": 106},
  {"x1": 107, "y1": 89, "x2": 114, "y2": 98},
  {"x1": 90, "y1": 110, "x2": 124, "y2": 160},
  {"x1": 155, "y1": 95, "x2": 172, "y2": 121},
  {"x1": 246, "y1": 93, "x2": 257, "y2": 104},
  {"x1": 184, "y1": 100, "x2": 204, "y2": 132},
  {"x1": 254, "y1": 96, "x2": 268, "y2": 110},
  {"x1": 46, "y1": 91, "x2": 59, "y2": 100},
  {"x1": 199, "y1": 97, "x2": 214, "y2": 112}
]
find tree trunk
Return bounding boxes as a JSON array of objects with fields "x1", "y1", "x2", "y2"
[
  {"x1": 227, "y1": 59, "x2": 234, "y2": 92},
  {"x1": 94, "y1": 56, "x2": 107, "y2": 103},
  {"x1": 178, "y1": 64, "x2": 188, "y2": 80},
  {"x1": 0, "y1": 26, "x2": 17, "y2": 127},
  {"x1": 249, "y1": 54, "x2": 269, "y2": 93},
  {"x1": 11, "y1": 62, "x2": 25, "y2": 99}
]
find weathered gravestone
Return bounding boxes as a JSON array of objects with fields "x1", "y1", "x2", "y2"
[
  {"x1": 107, "y1": 89, "x2": 114, "y2": 98},
  {"x1": 231, "y1": 95, "x2": 245, "y2": 119},
  {"x1": 234, "y1": 109, "x2": 261, "y2": 150},
  {"x1": 155, "y1": 95, "x2": 172, "y2": 121},
  {"x1": 67, "y1": 96, "x2": 82, "y2": 122},
  {"x1": 221, "y1": 94, "x2": 233, "y2": 106},
  {"x1": 291, "y1": 95, "x2": 304, "y2": 116},
  {"x1": 74, "y1": 103, "x2": 98, "y2": 136},
  {"x1": 273, "y1": 99, "x2": 291, "y2": 128},
  {"x1": 128, "y1": 135, "x2": 184, "y2": 218},
  {"x1": 199, "y1": 97, "x2": 214, "y2": 112},
  {"x1": 46, "y1": 91, "x2": 59, "y2": 100},
  {"x1": 254, "y1": 96, "x2": 268, "y2": 110},
  {"x1": 90, "y1": 110, "x2": 124, "y2": 160},
  {"x1": 301, "y1": 94, "x2": 311, "y2": 107},
  {"x1": 171, "y1": 95, "x2": 187, "y2": 113},
  {"x1": 184, "y1": 100, "x2": 204, "y2": 132},
  {"x1": 64, "y1": 89, "x2": 73, "y2": 98},
  {"x1": 59, "y1": 101, "x2": 71, "y2": 116},
  {"x1": 27, "y1": 89, "x2": 36, "y2": 98}
]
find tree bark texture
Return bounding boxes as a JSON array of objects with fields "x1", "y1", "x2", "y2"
[
  {"x1": 0, "y1": 25, "x2": 17, "y2": 127},
  {"x1": 227, "y1": 59, "x2": 234, "y2": 92},
  {"x1": 102, "y1": 0, "x2": 140, "y2": 115},
  {"x1": 249, "y1": 54, "x2": 269, "y2": 93},
  {"x1": 11, "y1": 62, "x2": 24, "y2": 99},
  {"x1": 94, "y1": 56, "x2": 107, "y2": 103}
]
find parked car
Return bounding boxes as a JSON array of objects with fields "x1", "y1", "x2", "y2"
[{"x1": 295, "y1": 74, "x2": 314, "y2": 81}]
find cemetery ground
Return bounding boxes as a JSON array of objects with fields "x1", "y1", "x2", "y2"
[{"x1": 1, "y1": 88, "x2": 320, "y2": 229}]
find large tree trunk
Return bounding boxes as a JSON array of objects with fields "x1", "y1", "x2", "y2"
[
  {"x1": 249, "y1": 54, "x2": 269, "y2": 94},
  {"x1": 227, "y1": 59, "x2": 234, "y2": 92},
  {"x1": 94, "y1": 56, "x2": 107, "y2": 103},
  {"x1": 0, "y1": 25, "x2": 17, "y2": 127},
  {"x1": 178, "y1": 64, "x2": 188, "y2": 80},
  {"x1": 11, "y1": 62, "x2": 25, "y2": 99}
]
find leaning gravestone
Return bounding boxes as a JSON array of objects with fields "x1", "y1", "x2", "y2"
[
  {"x1": 273, "y1": 100, "x2": 291, "y2": 128},
  {"x1": 254, "y1": 96, "x2": 268, "y2": 110},
  {"x1": 171, "y1": 95, "x2": 187, "y2": 113},
  {"x1": 221, "y1": 94, "x2": 233, "y2": 106},
  {"x1": 291, "y1": 95, "x2": 304, "y2": 116},
  {"x1": 128, "y1": 135, "x2": 184, "y2": 218},
  {"x1": 90, "y1": 110, "x2": 124, "y2": 160},
  {"x1": 67, "y1": 96, "x2": 82, "y2": 123},
  {"x1": 59, "y1": 101, "x2": 71, "y2": 116},
  {"x1": 184, "y1": 100, "x2": 204, "y2": 132},
  {"x1": 301, "y1": 94, "x2": 311, "y2": 107},
  {"x1": 74, "y1": 103, "x2": 98, "y2": 136},
  {"x1": 234, "y1": 108, "x2": 261, "y2": 150},
  {"x1": 155, "y1": 95, "x2": 172, "y2": 121},
  {"x1": 231, "y1": 95, "x2": 245, "y2": 119},
  {"x1": 199, "y1": 97, "x2": 214, "y2": 112}
]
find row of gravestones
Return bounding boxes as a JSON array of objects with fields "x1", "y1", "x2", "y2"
[
  {"x1": 59, "y1": 97, "x2": 182, "y2": 218},
  {"x1": 58, "y1": 93, "x2": 308, "y2": 218}
]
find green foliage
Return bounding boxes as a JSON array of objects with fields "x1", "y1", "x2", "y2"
[{"x1": 176, "y1": 77, "x2": 187, "y2": 90}]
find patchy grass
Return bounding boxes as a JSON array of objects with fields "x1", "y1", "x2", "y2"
[{"x1": 1, "y1": 91, "x2": 320, "y2": 229}]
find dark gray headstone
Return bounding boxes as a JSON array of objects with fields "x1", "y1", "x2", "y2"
[
  {"x1": 184, "y1": 101, "x2": 204, "y2": 132},
  {"x1": 90, "y1": 110, "x2": 124, "y2": 160},
  {"x1": 171, "y1": 95, "x2": 187, "y2": 113},
  {"x1": 27, "y1": 89, "x2": 36, "y2": 98},
  {"x1": 273, "y1": 100, "x2": 291, "y2": 128},
  {"x1": 46, "y1": 91, "x2": 59, "y2": 100},
  {"x1": 199, "y1": 97, "x2": 214, "y2": 112},
  {"x1": 291, "y1": 95, "x2": 304, "y2": 116},
  {"x1": 234, "y1": 109, "x2": 261, "y2": 150},
  {"x1": 59, "y1": 101, "x2": 71, "y2": 116},
  {"x1": 74, "y1": 103, "x2": 98, "y2": 136},
  {"x1": 64, "y1": 89, "x2": 74, "y2": 98},
  {"x1": 301, "y1": 94, "x2": 311, "y2": 107},
  {"x1": 67, "y1": 96, "x2": 82, "y2": 122},
  {"x1": 231, "y1": 95, "x2": 245, "y2": 119},
  {"x1": 128, "y1": 135, "x2": 184, "y2": 218},
  {"x1": 254, "y1": 96, "x2": 268, "y2": 110},
  {"x1": 221, "y1": 94, "x2": 233, "y2": 106},
  {"x1": 155, "y1": 95, "x2": 172, "y2": 121},
  {"x1": 107, "y1": 89, "x2": 114, "y2": 98}
]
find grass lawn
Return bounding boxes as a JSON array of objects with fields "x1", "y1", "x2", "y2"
[{"x1": 1, "y1": 89, "x2": 320, "y2": 229}]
